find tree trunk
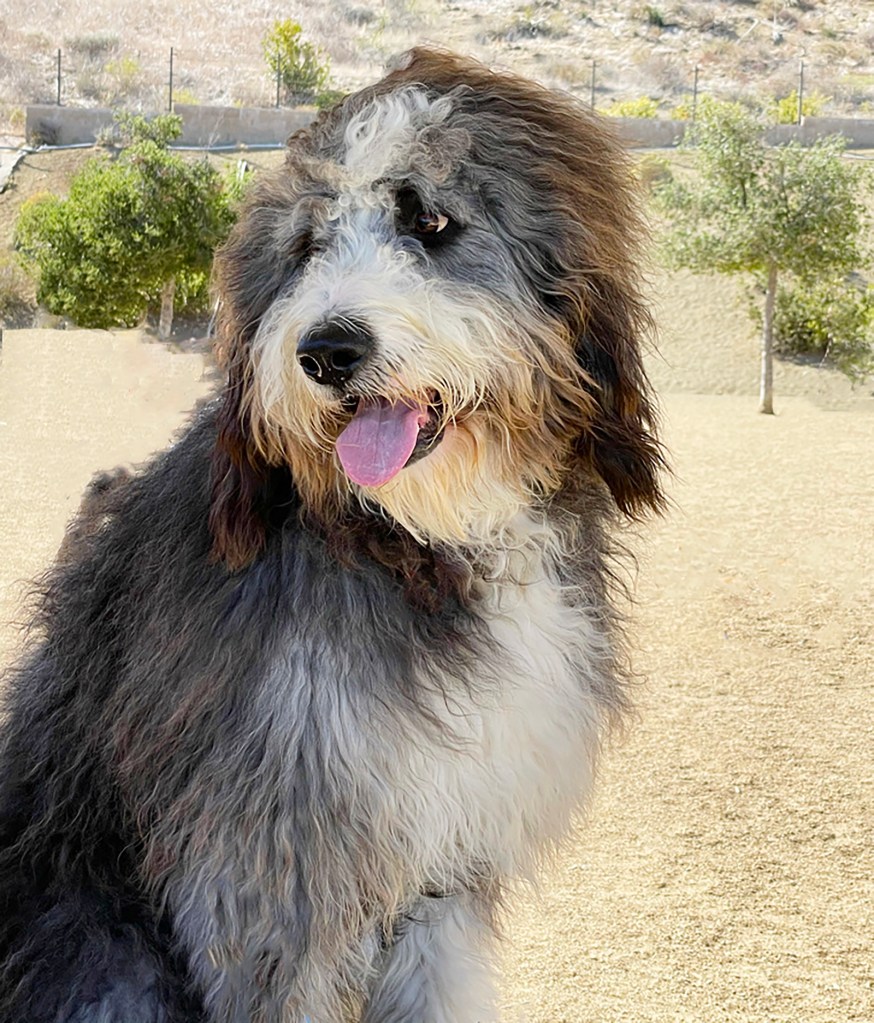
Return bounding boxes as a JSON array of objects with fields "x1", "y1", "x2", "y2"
[
  {"x1": 158, "y1": 277, "x2": 176, "y2": 341},
  {"x1": 759, "y1": 262, "x2": 778, "y2": 415}
]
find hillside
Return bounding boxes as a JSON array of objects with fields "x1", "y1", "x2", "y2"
[{"x1": 2, "y1": 0, "x2": 874, "y2": 132}]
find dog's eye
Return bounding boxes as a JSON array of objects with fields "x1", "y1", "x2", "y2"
[
  {"x1": 396, "y1": 188, "x2": 455, "y2": 247},
  {"x1": 414, "y1": 212, "x2": 449, "y2": 235}
]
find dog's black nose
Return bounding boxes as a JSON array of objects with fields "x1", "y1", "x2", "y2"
[{"x1": 297, "y1": 323, "x2": 372, "y2": 388}]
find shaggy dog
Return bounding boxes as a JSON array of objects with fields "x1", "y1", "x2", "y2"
[{"x1": 0, "y1": 49, "x2": 663, "y2": 1023}]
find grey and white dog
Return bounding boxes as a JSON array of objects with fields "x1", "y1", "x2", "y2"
[{"x1": 0, "y1": 49, "x2": 664, "y2": 1023}]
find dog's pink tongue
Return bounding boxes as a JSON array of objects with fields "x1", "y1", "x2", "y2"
[{"x1": 336, "y1": 398, "x2": 426, "y2": 487}]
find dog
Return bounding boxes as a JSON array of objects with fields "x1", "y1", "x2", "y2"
[{"x1": 0, "y1": 49, "x2": 663, "y2": 1023}]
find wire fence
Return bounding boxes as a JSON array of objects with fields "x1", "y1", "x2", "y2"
[{"x1": 8, "y1": 46, "x2": 874, "y2": 125}]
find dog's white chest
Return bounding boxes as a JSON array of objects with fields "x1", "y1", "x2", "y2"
[{"x1": 375, "y1": 546, "x2": 608, "y2": 882}]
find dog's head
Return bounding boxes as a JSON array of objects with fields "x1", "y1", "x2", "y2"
[{"x1": 211, "y1": 48, "x2": 663, "y2": 569}]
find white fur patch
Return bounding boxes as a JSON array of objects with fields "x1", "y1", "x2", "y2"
[
  {"x1": 377, "y1": 516, "x2": 606, "y2": 885},
  {"x1": 342, "y1": 88, "x2": 452, "y2": 183}
]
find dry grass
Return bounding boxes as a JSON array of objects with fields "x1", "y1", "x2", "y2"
[{"x1": 1, "y1": 0, "x2": 873, "y2": 130}]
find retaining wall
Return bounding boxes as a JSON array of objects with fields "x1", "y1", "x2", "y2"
[
  {"x1": 26, "y1": 106, "x2": 114, "y2": 146},
  {"x1": 172, "y1": 104, "x2": 315, "y2": 146},
  {"x1": 613, "y1": 117, "x2": 688, "y2": 148},
  {"x1": 25, "y1": 104, "x2": 317, "y2": 147},
  {"x1": 25, "y1": 104, "x2": 874, "y2": 150}
]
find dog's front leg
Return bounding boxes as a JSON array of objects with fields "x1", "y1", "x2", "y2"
[{"x1": 362, "y1": 891, "x2": 499, "y2": 1023}]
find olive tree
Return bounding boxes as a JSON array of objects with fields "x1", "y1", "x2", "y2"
[
  {"x1": 654, "y1": 99, "x2": 870, "y2": 413},
  {"x1": 15, "y1": 114, "x2": 243, "y2": 338}
]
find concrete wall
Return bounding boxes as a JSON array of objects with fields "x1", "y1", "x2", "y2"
[
  {"x1": 26, "y1": 104, "x2": 316, "y2": 147},
  {"x1": 172, "y1": 104, "x2": 315, "y2": 146},
  {"x1": 799, "y1": 116, "x2": 874, "y2": 147},
  {"x1": 25, "y1": 103, "x2": 874, "y2": 150},
  {"x1": 614, "y1": 117, "x2": 687, "y2": 148},
  {"x1": 617, "y1": 116, "x2": 874, "y2": 149},
  {"x1": 26, "y1": 105, "x2": 114, "y2": 146}
]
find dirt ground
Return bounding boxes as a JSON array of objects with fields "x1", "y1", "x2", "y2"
[{"x1": 0, "y1": 303, "x2": 872, "y2": 1021}]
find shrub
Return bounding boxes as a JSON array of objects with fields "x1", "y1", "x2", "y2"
[
  {"x1": 0, "y1": 252, "x2": 33, "y2": 324},
  {"x1": 636, "y1": 154, "x2": 672, "y2": 192},
  {"x1": 672, "y1": 96, "x2": 695, "y2": 120},
  {"x1": 15, "y1": 114, "x2": 242, "y2": 335},
  {"x1": 103, "y1": 55, "x2": 144, "y2": 101},
  {"x1": 115, "y1": 112, "x2": 183, "y2": 147},
  {"x1": 171, "y1": 87, "x2": 199, "y2": 106},
  {"x1": 343, "y1": 6, "x2": 379, "y2": 25},
  {"x1": 605, "y1": 97, "x2": 660, "y2": 118},
  {"x1": 772, "y1": 278, "x2": 874, "y2": 382},
  {"x1": 487, "y1": 4, "x2": 570, "y2": 42},
  {"x1": 66, "y1": 33, "x2": 119, "y2": 61},
  {"x1": 314, "y1": 88, "x2": 347, "y2": 111},
  {"x1": 262, "y1": 20, "x2": 331, "y2": 104},
  {"x1": 769, "y1": 89, "x2": 828, "y2": 124}
]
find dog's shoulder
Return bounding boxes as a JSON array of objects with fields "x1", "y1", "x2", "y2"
[{"x1": 58, "y1": 400, "x2": 224, "y2": 571}]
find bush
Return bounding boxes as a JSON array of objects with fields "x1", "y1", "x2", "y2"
[
  {"x1": 103, "y1": 55, "x2": 145, "y2": 102},
  {"x1": 605, "y1": 97, "x2": 661, "y2": 119},
  {"x1": 769, "y1": 89, "x2": 828, "y2": 124},
  {"x1": 314, "y1": 88, "x2": 348, "y2": 111},
  {"x1": 643, "y1": 6, "x2": 667, "y2": 28},
  {"x1": 262, "y1": 20, "x2": 331, "y2": 104},
  {"x1": 491, "y1": 9, "x2": 570, "y2": 41},
  {"x1": 772, "y1": 278, "x2": 874, "y2": 382},
  {"x1": 66, "y1": 33, "x2": 119, "y2": 61},
  {"x1": 672, "y1": 96, "x2": 695, "y2": 120},
  {"x1": 636, "y1": 154, "x2": 672, "y2": 192},
  {"x1": 14, "y1": 114, "x2": 243, "y2": 333}
]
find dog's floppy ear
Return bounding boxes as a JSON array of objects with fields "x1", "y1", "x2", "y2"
[
  {"x1": 572, "y1": 278, "x2": 666, "y2": 517},
  {"x1": 209, "y1": 354, "x2": 272, "y2": 571},
  {"x1": 207, "y1": 161, "x2": 311, "y2": 572}
]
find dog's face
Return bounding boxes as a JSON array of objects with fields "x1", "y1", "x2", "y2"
[{"x1": 211, "y1": 49, "x2": 663, "y2": 567}]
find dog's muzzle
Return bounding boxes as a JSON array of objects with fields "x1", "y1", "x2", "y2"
[
  {"x1": 297, "y1": 322, "x2": 373, "y2": 389},
  {"x1": 296, "y1": 319, "x2": 446, "y2": 488}
]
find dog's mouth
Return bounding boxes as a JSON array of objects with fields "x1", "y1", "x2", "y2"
[{"x1": 335, "y1": 393, "x2": 446, "y2": 487}]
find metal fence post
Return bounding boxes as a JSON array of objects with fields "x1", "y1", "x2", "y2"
[
  {"x1": 590, "y1": 60, "x2": 596, "y2": 110},
  {"x1": 168, "y1": 47, "x2": 174, "y2": 112},
  {"x1": 797, "y1": 60, "x2": 804, "y2": 124},
  {"x1": 56, "y1": 49, "x2": 62, "y2": 105}
]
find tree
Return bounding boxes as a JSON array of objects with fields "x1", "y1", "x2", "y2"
[
  {"x1": 15, "y1": 114, "x2": 243, "y2": 337},
  {"x1": 654, "y1": 99, "x2": 870, "y2": 413},
  {"x1": 262, "y1": 20, "x2": 331, "y2": 105}
]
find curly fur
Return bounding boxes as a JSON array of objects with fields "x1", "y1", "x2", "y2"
[{"x1": 0, "y1": 49, "x2": 663, "y2": 1023}]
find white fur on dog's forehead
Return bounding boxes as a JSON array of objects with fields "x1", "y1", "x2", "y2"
[{"x1": 341, "y1": 87, "x2": 453, "y2": 182}]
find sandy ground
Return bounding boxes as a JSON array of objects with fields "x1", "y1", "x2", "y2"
[{"x1": 0, "y1": 308, "x2": 872, "y2": 1021}]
